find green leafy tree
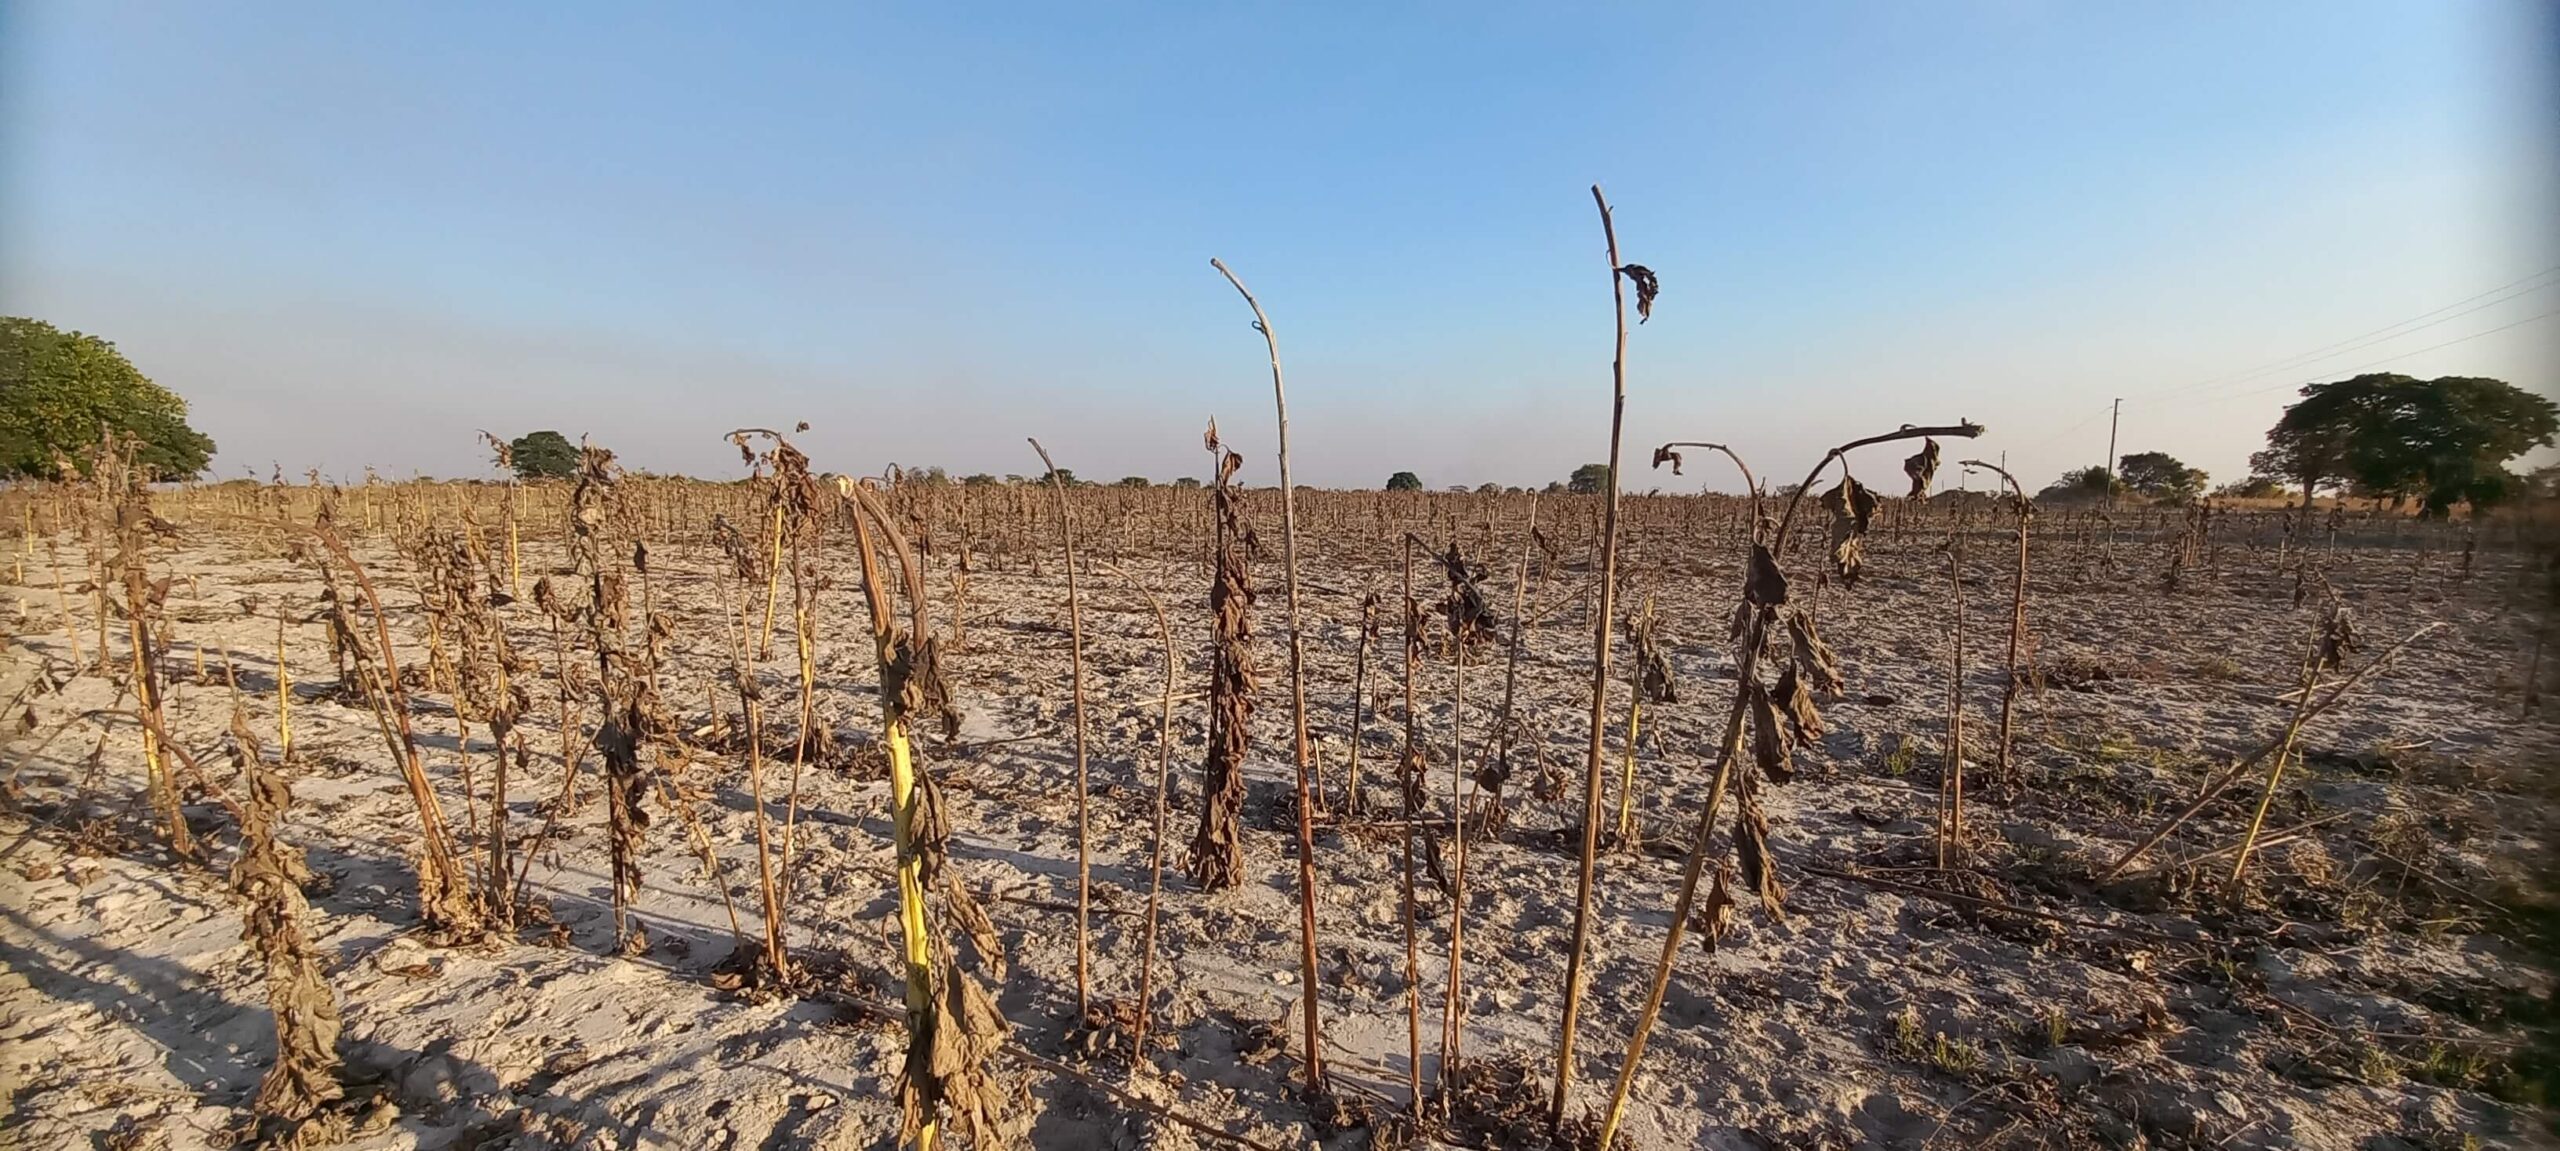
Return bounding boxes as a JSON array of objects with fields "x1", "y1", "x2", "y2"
[
  {"x1": 1567, "y1": 463, "x2": 1610, "y2": 494},
  {"x1": 2255, "y1": 373, "x2": 2558, "y2": 516},
  {"x1": 1, "y1": 317, "x2": 216, "y2": 480},
  {"x1": 1171, "y1": 476, "x2": 1203, "y2": 489},
  {"x1": 960, "y1": 473, "x2": 999, "y2": 486},
  {"x1": 507, "y1": 431, "x2": 579, "y2": 480},
  {"x1": 1041, "y1": 467, "x2": 1078, "y2": 487},
  {"x1": 1115, "y1": 475, "x2": 1150, "y2": 488},
  {"x1": 2117, "y1": 451, "x2": 2208, "y2": 502},
  {"x1": 1385, "y1": 471, "x2": 1424, "y2": 491}
]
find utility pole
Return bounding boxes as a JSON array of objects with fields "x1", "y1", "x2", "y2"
[{"x1": 2103, "y1": 398, "x2": 2121, "y2": 502}]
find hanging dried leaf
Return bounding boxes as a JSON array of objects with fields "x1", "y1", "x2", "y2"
[
  {"x1": 1786, "y1": 609, "x2": 1845, "y2": 698},
  {"x1": 1744, "y1": 544, "x2": 1789, "y2": 608},
  {"x1": 945, "y1": 876, "x2": 1008, "y2": 981},
  {"x1": 1438, "y1": 543, "x2": 1501, "y2": 646},
  {"x1": 1747, "y1": 679, "x2": 1793, "y2": 784},
  {"x1": 1690, "y1": 859, "x2": 1739, "y2": 952},
  {"x1": 1652, "y1": 445, "x2": 1685, "y2": 475},
  {"x1": 1774, "y1": 662, "x2": 1824, "y2": 746},
  {"x1": 1617, "y1": 264, "x2": 1659, "y2": 323},
  {"x1": 900, "y1": 962, "x2": 1024, "y2": 1148},
  {"x1": 1903, "y1": 438, "x2": 1941, "y2": 500},
  {"x1": 1733, "y1": 786, "x2": 1788, "y2": 922},
  {"x1": 1626, "y1": 598, "x2": 1677, "y2": 704},
  {"x1": 1820, "y1": 476, "x2": 1880, "y2": 585},
  {"x1": 2318, "y1": 604, "x2": 2360, "y2": 672}
]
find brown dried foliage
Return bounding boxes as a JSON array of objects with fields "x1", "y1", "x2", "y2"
[
  {"x1": 1903, "y1": 436, "x2": 1941, "y2": 499},
  {"x1": 231, "y1": 728, "x2": 346, "y2": 1146},
  {"x1": 1190, "y1": 427, "x2": 1255, "y2": 891},
  {"x1": 569, "y1": 445, "x2": 654, "y2": 953},
  {"x1": 1820, "y1": 476, "x2": 1879, "y2": 585},
  {"x1": 1615, "y1": 263, "x2": 1659, "y2": 323}
]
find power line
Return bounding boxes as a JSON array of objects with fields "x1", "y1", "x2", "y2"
[
  {"x1": 2197, "y1": 305, "x2": 2560, "y2": 408},
  {"x1": 2137, "y1": 264, "x2": 2560, "y2": 405}
]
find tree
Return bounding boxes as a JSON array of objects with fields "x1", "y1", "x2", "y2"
[
  {"x1": 1475, "y1": 481, "x2": 1503, "y2": 495},
  {"x1": 903, "y1": 465, "x2": 951, "y2": 486},
  {"x1": 960, "y1": 473, "x2": 999, "y2": 486},
  {"x1": 2211, "y1": 475, "x2": 2288, "y2": 500},
  {"x1": 1171, "y1": 477, "x2": 1203, "y2": 489},
  {"x1": 1, "y1": 317, "x2": 216, "y2": 480},
  {"x1": 1041, "y1": 467, "x2": 1078, "y2": 487},
  {"x1": 1385, "y1": 471, "x2": 1424, "y2": 491},
  {"x1": 508, "y1": 431, "x2": 579, "y2": 480},
  {"x1": 2117, "y1": 451, "x2": 2207, "y2": 502},
  {"x1": 2256, "y1": 373, "x2": 2559, "y2": 516},
  {"x1": 1567, "y1": 463, "x2": 1610, "y2": 494},
  {"x1": 2038, "y1": 467, "x2": 2118, "y2": 501},
  {"x1": 1115, "y1": 475, "x2": 1151, "y2": 489}
]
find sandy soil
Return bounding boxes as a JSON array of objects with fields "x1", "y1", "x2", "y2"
[{"x1": 2, "y1": 503, "x2": 2555, "y2": 1150}]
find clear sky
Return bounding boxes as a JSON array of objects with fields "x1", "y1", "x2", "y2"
[{"x1": 4, "y1": 2, "x2": 2554, "y2": 490}]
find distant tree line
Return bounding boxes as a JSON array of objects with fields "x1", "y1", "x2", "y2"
[{"x1": 6, "y1": 317, "x2": 2549, "y2": 515}]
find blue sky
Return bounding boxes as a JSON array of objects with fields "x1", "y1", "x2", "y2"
[{"x1": 4, "y1": 2, "x2": 2553, "y2": 489}]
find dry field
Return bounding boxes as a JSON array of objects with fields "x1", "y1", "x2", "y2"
[{"x1": 2, "y1": 466, "x2": 2556, "y2": 1151}]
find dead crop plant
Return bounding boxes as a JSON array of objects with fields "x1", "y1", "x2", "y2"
[
  {"x1": 1341, "y1": 590, "x2": 1382, "y2": 815},
  {"x1": 1028, "y1": 437, "x2": 1096, "y2": 1022},
  {"x1": 1435, "y1": 537, "x2": 1500, "y2": 1095},
  {"x1": 1397, "y1": 532, "x2": 1429, "y2": 1116},
  {"x1": 1612, "y1": 593, "x2": 1675, "y2": 847},
  {"x1": 1189, "y1": 424, "x2": 1256, "y2": 892},
  {"x1": 1593, "y1": 421, "x2": 1982, "y2": 1148},
  {"x1": 98, "y1": 439, "x2": 192, "y2": 857},
  {"x1": 415, "y1": 527, "x2": 533, "y2": 923},
  {"x1": 566, "y1": 443, "x2": 655, "y2": 954},
  {"x1": 836, "y1": 475, "x2": 1022, "y2": 1149},
  {"x1": 1210, "y1": 258, "x2": 1327, "y2": 1094},
  {"x1": 1479, "y1": 507, "x2": 1553, "y2": 837},
  {"x1": 1959, "y1": 461, "x2": 2033, "y2": 794},
  {"x1": 1105, "y1": 561, "x2": 1181, "y2": 1065},
  {"x1": 305, "y1": 523, "x2": 485, "y2": 941},
  {"x1": 1551, "y1": 185, "x2": 1647, "y2": 1130},
  {"x1": 726, "y1": 428, "x2": 832, "y2": 890},
  {"x1": 229, "y1": 722, "x2": 348, "y2": 1148}
]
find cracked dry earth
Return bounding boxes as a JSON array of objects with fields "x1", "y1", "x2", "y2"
[{"x1": 2, "y1": 506, "x2": 2556, "y2": 1150}]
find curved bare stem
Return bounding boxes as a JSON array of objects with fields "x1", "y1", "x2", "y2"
[
  {"x1": 1651, "y1": 440, "x2": 1761, "y2": 527},
  {"x1": 1771, "y1": 422, "x2": 1985, "y2": 551},
  {"x1": 1553, "y1": 182, "x2": 1636, "y2": 1131},
  {"x1": 1028, "y1": 437, "x2": 1094, "y2": 1021},
  {"x1": 1209, "y1": 257, "x2": 1326, "y2": 1092}
]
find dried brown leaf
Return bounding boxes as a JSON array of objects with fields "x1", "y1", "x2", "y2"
[
  {"x1": 1820, "y1": 476, "x2": 1880, "y2": 585},
  {"x1": 1691, "y1": 859, "x2": 1738, "y2": 952},
  {"x1": 1774, "y1": 662, "x2": 1824, "y2": 745},
  {"x1": 1745, "y1": 544, "x2": 1789, "y2": 608},
  {"x1": 1903, "y1": 437, "x2": 1941, "y2": 499},
  {"x1": 1786, "y1": 609, "x2": 1845, "y2": 699},
  {"x1": 1748, "y1": 679, "x2": 1793, "y2": 784},
  {"x1": 1617, "y1": 263, "x2": 1659, "y2": 322},
  {"x1": 1733, "y1": 786, "x2": 1788, "y2": 922}
]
